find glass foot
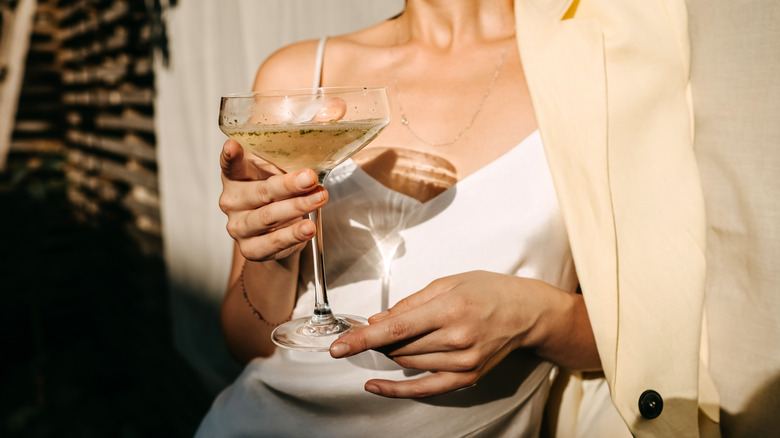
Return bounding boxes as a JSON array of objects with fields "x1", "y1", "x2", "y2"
[{"x1": 271, "y1": 314, "x2": 368, "y2": 352}]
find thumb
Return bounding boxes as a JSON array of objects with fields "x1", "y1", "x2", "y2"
[{"x1": 220, "y1": 139, "x2": 248, "y2": 180}]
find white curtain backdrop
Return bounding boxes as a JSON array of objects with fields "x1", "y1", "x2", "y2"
[{"x1": 153, "y1": 0, "x2": 404, "y2": 392}]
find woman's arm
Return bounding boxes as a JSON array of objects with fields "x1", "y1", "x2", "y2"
[
  {"x1": 218, "y1": 39, "x2": 327, "y2": 362},
  {"x1": 217, "y1": 138, "x2": 325, "y2": 361},
  {"x1": 221, "y1": 243, "x2": 301, "y2": 362}
]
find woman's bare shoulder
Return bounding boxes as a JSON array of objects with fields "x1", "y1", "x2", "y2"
[{"x1": 252, "y1": 39, "x2": 321, "y2": 91}]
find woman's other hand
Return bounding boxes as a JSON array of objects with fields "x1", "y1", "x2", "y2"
[
  {"x1": 218, "y1": 139, "x2": 328, "y2": 261},
  {"x1": 329, "y1": 271, "x2": 599, "y2": 398}
]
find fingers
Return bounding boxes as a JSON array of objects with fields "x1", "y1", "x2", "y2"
[
  {"x1": 331, "y1": 279, "x2": 467, "y2": 358},
  {"x1": 222, "y1": 139, "x2": 285, "y2": 181},
  {"x1": 223, "y1": 183, "x2": 326, "y2": 261},
  {"x1": 364, "y1": 371, "x2": 479, "y2": 399},
  {"x1": 220, "y1": 158, "x2": 324, "y2": 245},
  {"x1": 225, "y1": 185, "x2": 327, "y2": 239},
  {"x1": 220, "y1": 167, "x2": 320, "y2": 213},
  {"x1": 236, "y1": 218, "x2": 315, "y2": 261},
  {"x1": 219, "y1": 138, "x2": 326, "y2": 261},
  {"x1": 390, "y1": 349, "x2": 489, "y2": 373},
  {"x1": 330, "y1": 299, "x2": 449, "y2": 358},
  {"x1": 367, "y1": 278, "x2": 452, "y2": 324},
  {"x1": 220, "y1": 139, "x2": 249, "y2": 180}
]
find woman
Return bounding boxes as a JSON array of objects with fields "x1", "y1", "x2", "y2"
[{"x1": 197, "y1": 0, "x2": 702, "y2": 436}]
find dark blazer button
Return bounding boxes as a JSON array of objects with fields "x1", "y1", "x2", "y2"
[
  {"x1": 638, "y1": 390, "x2": 664, "y2": 419},
  {"x1": 639, "y1": 389, "x2": 664, "y2": 420}
]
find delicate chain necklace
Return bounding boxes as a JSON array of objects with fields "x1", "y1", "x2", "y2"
[{"x1": 391, "y1": 22, "x2": 509, "y2": 147}]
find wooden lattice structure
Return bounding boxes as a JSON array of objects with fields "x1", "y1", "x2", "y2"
[{"x1": 5, "y1": 0, "x2": 161, "y2": 256}]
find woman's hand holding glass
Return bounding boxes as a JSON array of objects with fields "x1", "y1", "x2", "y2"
[{"x1": 218, "y1": 139, "x2": 328, "y2": 262}]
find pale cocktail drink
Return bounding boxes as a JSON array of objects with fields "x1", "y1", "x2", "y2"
[{"x1": 221, "y1": 119, "x2": 386, "y2": 175}]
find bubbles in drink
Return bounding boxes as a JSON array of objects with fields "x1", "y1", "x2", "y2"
[{"x1": 220, "y1": 118, "x2": 387, "y2": 175}]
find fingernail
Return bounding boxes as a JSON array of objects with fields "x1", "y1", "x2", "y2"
[
  {"x1": 330, "y1": 342, "x2": 349, "y2": 358},
  {"x1": 305, "y1": 190, "x2": 324, "y2": 205},
  {"x1": 296, "y1": 171, "x2": 315, "y2": 189},
  {"x1": 365, "y1": 383, "x2": 381, "y2": 394},
  {"x1": 369, "y1": 311, "x2": 389, "y2": 322},
  {"x1": 300, "y1": 221, "x2": 315, "y2": 236}
]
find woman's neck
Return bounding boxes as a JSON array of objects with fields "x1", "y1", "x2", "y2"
[{"x1": 400, "y1": 0, "x2": 515, "y2": 49}]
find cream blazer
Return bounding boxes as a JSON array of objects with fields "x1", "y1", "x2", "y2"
[{"x1": 514, "y1": 0, "x2": 720, "y2": 436}]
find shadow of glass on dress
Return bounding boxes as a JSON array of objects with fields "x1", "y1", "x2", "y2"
[{"x1": 323, "y1": 147, "x2": 457, "y2": 311}]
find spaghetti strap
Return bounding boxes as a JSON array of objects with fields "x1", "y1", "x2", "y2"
[{"x1": 312, "y1": 37, "x2": 327, "y2": 88}]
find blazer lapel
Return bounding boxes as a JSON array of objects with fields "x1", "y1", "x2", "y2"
[{"x1": 514, "y1": 0, "x2": 618, "y2": 381}]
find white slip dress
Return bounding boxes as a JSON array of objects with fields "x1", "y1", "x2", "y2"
[{"x1": 195, "y1": 37, "x2": 584, "y2": 438}]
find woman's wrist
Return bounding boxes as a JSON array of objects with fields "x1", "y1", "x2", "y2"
[
  {"x1": 241, "y1": 256, "x2": 300, "y2": 328},
  {"x1": 525, "y1": 282, "x2": 601, "y2": 371},
  {"x1": 240, "y1": 260, "x2": 294, "y2": 327}
]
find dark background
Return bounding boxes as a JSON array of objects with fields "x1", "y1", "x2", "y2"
[{"x1": 0, "y1": 157, "x2": 212, "y2": 436}]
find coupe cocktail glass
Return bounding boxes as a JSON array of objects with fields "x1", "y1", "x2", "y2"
[{"x1": 219, "y1": 87, "x2": 390, "y2": 351}]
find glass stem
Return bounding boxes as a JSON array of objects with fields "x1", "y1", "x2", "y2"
[{"x1": 308, "y1": 178, "x2": 337, "y2": 327}]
